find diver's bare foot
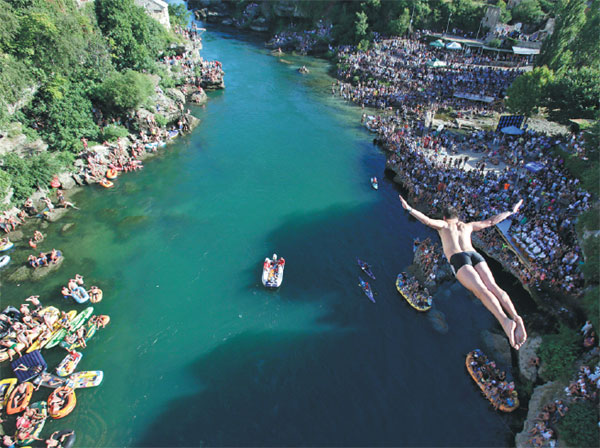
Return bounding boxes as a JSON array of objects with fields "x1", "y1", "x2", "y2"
[
  {"x1": 514, "y1": 315, "x2": 527, "y2": 350},
  {"x1": 501, "y1": 318, "x2": 518, "y2": 349}
]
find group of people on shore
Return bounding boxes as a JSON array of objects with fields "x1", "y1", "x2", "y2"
[
  {"x1": 267, "y1": 19, "x2": 333, "y2": 55},
  {"x1": 335, "y1": 36, "x2": 523, "y2": 114},
  {"x1": 412, "y1": 237, "x2": 446, "y2": 285}
]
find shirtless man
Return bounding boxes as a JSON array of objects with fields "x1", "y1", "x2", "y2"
[{"x1": 399, "y1": 195, "x2": 527, "y2": 349}]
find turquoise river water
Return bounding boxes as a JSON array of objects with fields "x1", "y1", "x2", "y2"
[{"x1": 0, "y1": 21, "x2": 530, "y2": 447}]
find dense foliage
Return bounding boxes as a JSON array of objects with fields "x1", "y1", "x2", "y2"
[
  {"x1": 538, "y1": 325, "x2": 581, "y2": 381},
  {"x1": 557, "y1": 401, "x2": 600, "y2": 447},
  {"x1": 0, "y1": 0, "x2": 178, "y2": 208}
]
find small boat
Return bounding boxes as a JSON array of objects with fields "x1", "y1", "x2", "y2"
[
  {"x1": 370, "y1": 177, "x2": 378, "y2": 190},
  {"x1": 466, "y1": 350, "x2": 519, "y2": 412},
  {"x1": 47, "y1": 386, "x2": 76, "y2": 419},
  {"x1": 6, "y1": 382, "x2": 34, "y2": 415},
  {"x1": 15, "y1": 401, "x2": 48, "y2": 445},
  {"x1": 0, "y1": 378, "x2": 17, "y2": 410},
  {"x1": 396, "y1": 273, "x2": 432, "y2": 312},
  {"x1": 0, "y1": 240, "x2": 14, "y2": 252},
  {"x1": 365, "y1": 116, "x2": 378, "y2": 133},
  {"x1": 105, "y1": 169, "x2": 118, "y2": 180},
  {"x1": 56, "y1": 351, "x2": 83, "y2": 377},
  {"x1": 298, "y1": 65, "x2": 309, "y2": 74},
  {"x1": 356, "y1": 258, "x2": 375, "y2": 280},
  {"x1": 0, "y1": 255, "x2": 10, "y2": 268},
  {"x1": 262, "y1": 254, "x2": 285, "y2": 288},
  {"x1": 99, "y1": 179, "x2": 113, "y2": 188},
  {"x1": 67, "y1": 370, "x2": 103, "y2": 389},
  {"x1": 358, "y1": 277, "x2": 375, "y2": 303}
]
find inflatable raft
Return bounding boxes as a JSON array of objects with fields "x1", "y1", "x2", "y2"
[
  {"x1": 0, "y1": 378, "x2": 17, "y2": 410},
  {"x1": 48, "y1": 386, "x2": 76, "y2": 419},
  {"x1": 16, "y1": 401, "x2": 48, "y2": 445},
  {"x1": 0, "y1": 240, "x2": 14, "y2": 252},
  {"x1": 6, "y1": 382, "x2": 34, "y2": 415},
  {"x1": 56, "y1": 351, "x2": 83, "y2": 377},
  {"x1": 0, "y1": 255, "x2": 10, "y2": 268},
  {"x1": 262, "y1": 254, "x2": 285, "y2": 288},
  {"x1": 68, "y1": 370, "x2": 103, "y2": 389}
]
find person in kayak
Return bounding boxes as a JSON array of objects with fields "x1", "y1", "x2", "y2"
[{"x1": 398, "y1": 195, "x2": 527, "y2": 350}]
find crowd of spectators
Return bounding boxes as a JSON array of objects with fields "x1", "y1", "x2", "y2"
[
  {"x1": 469, "y1": 349, "x2": 518, "y2": 410},
  {"x1": 267, "y1": 20, "x2": 333, "y2": 54},
  {"x1": 334, "y1": 35, "x2": 592, "y2": 297},
  {"x1": 335, "y1": 36, "x2": 522, "y2": 114}
]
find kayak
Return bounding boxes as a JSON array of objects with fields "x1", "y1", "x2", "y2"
[
  {"x1": 0, "y1": 378, "x2": 17, "y2": 410},
  {"x1": 60, "y1": 320, "x2": 97, "y2": 351},
  {"x1": 0, "y1": 240, "x2": 14, "y2": 252},
  {"x1": 32, "y1": 372, "x2": 68, "y2": 389},
  {"x1": 370, "y1": 177, "x2": 378, "y2": 190},
  {"x1": 56, "y1": 351, "x2": 83, "y2": 377},
  {"x1": 47, "y1": 386, "x2": 76, "y2": 419},
  {"x1": 465, "y1": 350, "x2": 519, "y2": 412},
  {"x1": 6, "y1": 382, "x2": 34, "y2": 415},
  {"x1": 396, "y1": 274, "x2": 432, "y2": 312},
  {"x1": 48, "y1": 430, "x2": 76, "y2": 448},
  {"x1": 44, "y1": 310, "x2": 78, "y2": 349},
  {"x1": 356, "y1": 258, "x2": 376, "y2": 280},
  {"x1": 70, "y1": 286, "x2": 90, "y2": 304},
  {"x1": 0, "y1": 255, "x2": 10, "y2": 268},
  {"x1": 15, "y1": 401, "x2": 47, "y2": 445},
  {"x1": 67, "y1": 370, "x2": 103, "y2": 389},
  {"x1": 262, "y1": 254, "x2": 285, "y2": 288},
  {"x1": 358, "y1": 276, "x2": 375, "y2": 303}
]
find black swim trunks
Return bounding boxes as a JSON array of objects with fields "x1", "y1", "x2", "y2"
[{"x1": 449, "y1": 251, "x2": 485, "y2": 275}]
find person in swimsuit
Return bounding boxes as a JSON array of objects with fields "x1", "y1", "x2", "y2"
[{"x1": 399, "y1": 195, "x2": 527, "y2": 350}]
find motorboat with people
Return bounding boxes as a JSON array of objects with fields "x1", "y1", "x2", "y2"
[
  {"x1": 356, "y1": 258, "x2": 375, "y2": 280},
  {"x1": 396, "y1": 272, "x2": 432, "y2": 312},
  {"x1": 262, "y1": 254, "x2": 285, "y2": 288},
  {"x1": 358, "y1": 277, "x2": 375, "y2": 303},
  {"x1": 370, "y1": 177, "x2": 378, "y2": 190}
]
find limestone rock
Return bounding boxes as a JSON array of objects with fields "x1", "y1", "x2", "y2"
[
  {"x1": 166, "y1": 88, "x2": 186, "y2": 105},
  {"x1": 31, "y1": 256, "x2": 64, "y2": 281},
  {"x1": 8, "y1": 266, "x2": 30, "y2": 283},
  {"x1": 481, "y1": 330, "x2": 512, "y2": 367},
  {"x1": 45, "y1": 208, "x2": 69, "y2": 223},
  {"x1": 190, "y1": 89, "x2": 208, "y2": 104},
  {"x1": 518, "y1": 335, "x2": 543, "y2": 382},
  {"x1": 515, "y1": 381, "x2": 567, "y2": 448},
  {"x1": 6, "y1": 230, "x2": 24, "y2": 242},
  {"x1": 57, "y1": 172, "x2": 76, "y2": 190},
  {"x1": 61, "y1": 223, "x2": 75, "y2": 234}
]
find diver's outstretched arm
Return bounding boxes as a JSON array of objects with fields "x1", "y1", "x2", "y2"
[{"x1": 399, "y1": 195, "x2": 446, "y2": 230}]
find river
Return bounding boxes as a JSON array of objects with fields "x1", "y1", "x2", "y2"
[{"x1": 1, "y1": 22, "x2": 524, "y2": 447}]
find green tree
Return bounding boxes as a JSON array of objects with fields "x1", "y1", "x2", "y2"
[
  {"x1": 95, "y1": 70, "x2": 154, "y2": 114},
  {"x1": 95, "y1": 0, "x2": 171, "y2": 71},
  {"x1": 389, "y1": 8, "x2": 411, "y2": 36},
  {"x1": 538, "y1": 324, "x2": 581, "y2": 381},
  {"x1": 536, "y1": 0, "x2": 587, "y2": 71},
  {"x1": 354, "y1": 10, "x2": 369, "y2": 42},
  {"x1": 0, "y1": 0, "x2": 19, "y2": 53},
  {"x1": 569, "y1": 0, "x2": 600, "y2": 67},
  {"x1": 505, "y1": 66, "x2": 554, "y2": 121},
  {"x1": 168, "y1": 3, "x2": 191, "y2": 29},
  {"x1": 557, "y1": 401, "x2": 599, "y2": 447},
  {"x1": 497, "y1": 0, "x2": 512, "y2": 23},
  {"x1": 545, "y1": 67, "x2": 600, "y2": 121},
  {"x1": 511, "y1": 0, "x2": 545, "y2": 25}
]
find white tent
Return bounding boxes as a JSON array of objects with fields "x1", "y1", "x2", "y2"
[{"x1": 446, "y1": 41, "x2": 462, "y2": 50}]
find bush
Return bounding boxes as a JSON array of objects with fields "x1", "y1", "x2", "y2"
[
  {"x1": 95, "y1": 70, "x2": 154, "y2": 114},
  {"x1": 582, "y1": 286, "x2": 599, "y2": 330},
  {"x1": 101, "y1": 124, "x2": 129, "y2": 142},
  {"x1": 154, "y1": 114, "x2": 167, "y2": 128},
  {"x1": 557, "y1": 401, "x2": 599, "y2": 447},
  {"x1": 538, "y1": 324, "x2": 581, "y2": 381},
  {"x1": 0, "y1": 151, "x2": 71, "y2": 204},
  {"x1": 582, "y1": 236, "x2": 600, "y2": 284}
]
